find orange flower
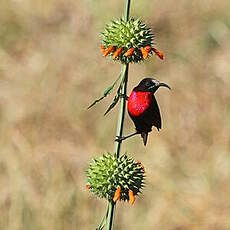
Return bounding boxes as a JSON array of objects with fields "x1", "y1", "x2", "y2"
[
  {"x1": 137, "y1": 160, "x2": 145, "y2": 173},
  {"x1": 152, "y1": 48, "x2": 164, "y2": 60},
  {"x1": 100, "y1": 44, "x2": 105, "y2": 54},
  {"x1": 113, "y1": 187, "x2": 121, "y2": 202},
  {"x1": 140, "y1": 45, "x2": 152, "y2": 59},
  {"x1": 86, "y1": 184, "x2": 91, "y2": 190},
  {"x1": 112, "y1": 47, "x2": 123, "y2": 59},
  {"x1": 124, "y1": 47, "x2": 135, "y2": 57},
  {"x1": 128, "y1": 189, "x2": 135, "y2": 205},
  {"x1": 144, "y1": 45, "x2": 152, "y2": 52},
  {"x1": 140, "y1": 47, "x2": 147, "y2": 59},
  {"x1": 103, "y1": 46, "x2": 115, "y2": 57}
]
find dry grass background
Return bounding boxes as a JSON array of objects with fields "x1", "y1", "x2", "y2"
[{"x1": 0, "y1": 0, "x2": 230, "y2": 229}]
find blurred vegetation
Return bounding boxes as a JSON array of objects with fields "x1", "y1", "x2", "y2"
[{"x1": 0, "y1": 0, "x2": 230, "y2": 229}]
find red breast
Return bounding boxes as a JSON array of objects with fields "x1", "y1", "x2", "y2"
[{"x1": 127, "y1": 91, "x2": 152, "y2": 117}]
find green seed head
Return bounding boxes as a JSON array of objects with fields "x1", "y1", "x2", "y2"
[
  {"x1": 101, "y1": 18, "x2": 154, "y2": 63},
  {"x1": 86, "y1": 153, "x2": 145, "y2": 202}
]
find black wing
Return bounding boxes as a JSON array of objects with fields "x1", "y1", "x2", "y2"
[
  {"x1": 147, "y1": 95, "x2": 162, "y2": 131},
  {"x1": 129, "y1": 95, "x2": 162, "y2": 133}
]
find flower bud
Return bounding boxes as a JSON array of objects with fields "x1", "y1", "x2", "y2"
[
  {"x1": 86, "y1": 153, "x2": 145, "y2": 203},
  {"x1": 101, "y1": 18, "x2": 156, "y2": 63}
]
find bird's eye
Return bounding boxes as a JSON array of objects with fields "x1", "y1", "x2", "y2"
[{"x1": 145, "y1": 82, "x2": 151, "y2": 87}]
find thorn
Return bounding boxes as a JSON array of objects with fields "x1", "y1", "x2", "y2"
[
  {"x1": 113, "y1": 187, "x2": 121, "y2": 202},
  {"x1": 128, "y1": 189, "x2": 135, "y2": 205}
]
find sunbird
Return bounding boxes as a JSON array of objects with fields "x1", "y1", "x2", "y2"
[{"x1": 116, "y1": 78, "x2": 171, "y2": 145}]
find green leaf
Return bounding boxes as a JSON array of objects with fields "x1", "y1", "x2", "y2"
[
  {"x1": 104, "y1": 70, "x2": 127, "y2": 116},
  {"x1": 104, "y1": 93, "x2": 120, "y2": 116},
  {"x1": 95, "y1": 204, "x2": 108, "y2": 230},
  {"x1": 87, "y1": 74, "x2": 121, "y2": 109}
]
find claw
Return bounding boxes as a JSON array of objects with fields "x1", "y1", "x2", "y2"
[
  {"x1": 115, "y1": 136, "x2": 126, "y2": 142},
  {"x1": 115, "y1": 132, "x2": 139, "y2": 143}
]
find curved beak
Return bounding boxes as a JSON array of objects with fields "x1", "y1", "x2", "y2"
[{"x1": 158, "y1": 82, "x2": 171, "y2": 90}]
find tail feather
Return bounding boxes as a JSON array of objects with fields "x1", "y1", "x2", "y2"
[{"x1": 141, "y1": 132, "x2": 148, "y2": 146}]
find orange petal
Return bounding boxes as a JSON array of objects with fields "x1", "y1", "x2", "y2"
[
  {"x1": 152, "y1": 48, "x2": 164, "y2": 60},
  {"x1": 124, "y1": 47, "x2": 135, "y2": 57},
  {"x1": 140, "y1": 47, "x2": 148, "y2": 59},
  {"x1": 142, "y1": 166, "x2": 145, "y2": 173},
  {"x1": 100, "y1": 44, "x2": 105, "y2": 54},
  {"x1": 112, "y1": 47, "x2": 123, "y2": 59},
  {"x1": 137, "y1": 160, "x2": 145, "y2": 173},
  {"x1": 128, "y1": 189, "x2": 135, "y2": 205},
  {"x1": 103, "y1": 46, "x2": 115, "y2": 57},
  {"x1": 86, "y1": 184, "x2": 91, "y2": 190},
  {"x1": 113, "y1": 187, "x2": 121, "y2": 202},
  {"x1": 144, "y1": 45, "x2": 152, "y2": 53}
]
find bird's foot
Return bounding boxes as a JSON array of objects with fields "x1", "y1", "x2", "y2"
[
  {"x1": 115, "y1": 132, "x2": 139, "y2": 143},
  {"x1": 118, "y1": 93, "x2": 129, "y2": 100},
  {"x1": 115, "y1": 135, "x2": 126, "y2": 143}
]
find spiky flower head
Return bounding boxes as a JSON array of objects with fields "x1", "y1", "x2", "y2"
[
  {"x1": 100, "y1": 17, "x2": 164, "y2": 63},
  {"x1": 86, "y1": 153, "x2": 145, "y2": 204}
]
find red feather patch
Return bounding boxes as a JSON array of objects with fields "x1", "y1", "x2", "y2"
[{"x1": 128, "y1": 91, "x2": 152, "y2": 117}]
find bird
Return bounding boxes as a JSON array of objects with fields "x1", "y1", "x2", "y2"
[{"x1": 117, "y1": 78, "x2": 171, "y2": 145}]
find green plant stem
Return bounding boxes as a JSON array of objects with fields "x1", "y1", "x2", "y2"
[
  {"x1": 114, "y1": 0, "x2": 131, "y2": 158},
  {"x1": 105, "y1": 1, "x2": 131, "y2": 230},
  {"x1": 114, "y1": 63, "x2": 129, "y2": 158},
  {"x1": 124, "y1": 0, "x2": 131, "y2": 21},
  {"x1": 105, "y1": 65, "x2": 129, "y2": 230},
  {"x1": 105, "y1": 201, "x2": 115, "y2": 230},
  {"x1": 105, "y1": 1, "x2": 131, "y2": 229}
]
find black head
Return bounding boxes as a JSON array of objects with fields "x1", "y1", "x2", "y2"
[{"x1": 134, "y1": 78, "x2": 171, "y2": 93}]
